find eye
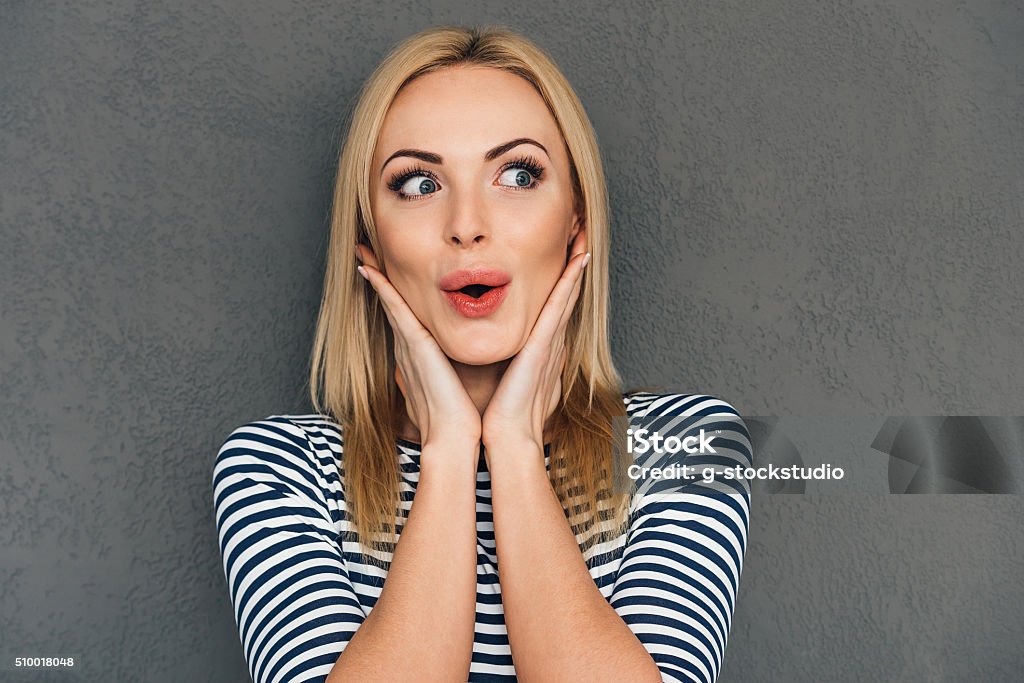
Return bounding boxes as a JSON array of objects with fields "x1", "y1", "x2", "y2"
[
  {"x1": 496, "y1": 155, "x2": 545, "y2": 190},
  {"x1": 399, "y1": 175, "x2": 439, "y2": 197},
  {"x1": 498, "y1": 168, "x2": 535, "y2": 188},
  {"x1": 386, "y1": 166, "x2": 442, "y2": 200}
]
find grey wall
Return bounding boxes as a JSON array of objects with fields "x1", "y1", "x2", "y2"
[{"x1": 2, "y1": 1, "x2": 1022, "y2": 681}]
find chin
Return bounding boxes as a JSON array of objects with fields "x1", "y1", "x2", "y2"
[{"x1": 440, "y1": 334, "x2": 521, "y2": 366}]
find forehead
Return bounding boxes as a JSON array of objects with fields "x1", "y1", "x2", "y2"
[{"x1": 374, "y1": 66, "x2": 564, "y2": 161}]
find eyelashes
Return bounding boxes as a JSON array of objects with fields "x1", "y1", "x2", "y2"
[
  {"x1": 385, "y1": 165, "x2": 438, "y2": 199},
  {"x1": 501, "y1": 154, "x2": 545, "y2": 183},
  {"x1": 385, "y1": 154, "x2": 546, "y2": 201}
]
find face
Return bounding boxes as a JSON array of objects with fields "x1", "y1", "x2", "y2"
[{"x1": 368, "y1": 65, "x2": 584, "y2": 365}]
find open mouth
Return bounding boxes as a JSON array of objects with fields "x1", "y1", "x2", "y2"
[
  {"x1": 439, "y1": 268, "x2": 511, "y2": 318},
  {"x1": 442, "y1": 282, "x2": 509, "y2": 318},
  {"x1": 457, "y1": 283, "x2": 496, "y2": 299}
]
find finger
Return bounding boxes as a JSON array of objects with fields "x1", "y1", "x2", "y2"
[
  {"x1": 355, "y1": 251, "x2": 394, "y2": 320},
  {"x1": 544, "y1": 360, "x2": 564, "y2": 422},
  {"x1": 541, "y1": 231, "x2": 590, "y2": 355},
  {"x1": 354, "y1": 243, "x2": 381, "y2": 270},
  {"x1": 544, "y1": 342, "x2": 567, "y2": 382},
  {"x1": 567, "y1": 226, "x2": 588, "y2": 262},
  {"x1": 557, "y1": 254, "x2": 587, "y2": 328},
  {"x1": 358, "y1": 264, "x2": 431, "y2": 341},
  {"x1": 523, "y1": 251, "x2": 587, "y2": 354},
  {"x1": 524, "y1": 250, "x2": 590, "y2": 349}
]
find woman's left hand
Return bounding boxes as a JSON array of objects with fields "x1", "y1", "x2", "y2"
[{"x1": 481, "y1": 234, "x2": 590, "y2": 454}]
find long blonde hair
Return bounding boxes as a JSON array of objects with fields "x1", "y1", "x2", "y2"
[{"x1": 309, "y1": 24, "x2": 629, "y2": 566}]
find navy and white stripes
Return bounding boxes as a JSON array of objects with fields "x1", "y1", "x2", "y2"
[{"x1": 212, "y1": 392, "x2": 751, "y2": 682}]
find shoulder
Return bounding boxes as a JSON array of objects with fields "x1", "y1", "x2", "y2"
[
  {"x1": 211, "y1": 414, "x2": 346, "y2": 504},
  {"x1": 623, "y1": 390, "x2": 744, "y2": 421},
  {"x1": 620, "y1": 391, "x2": 753, "y2": 535},
  {"x1": 622, "y1": 390, "x2": 752, "y2": 469}
]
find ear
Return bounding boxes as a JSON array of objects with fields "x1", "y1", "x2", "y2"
[
  {"x1": 567, "y1": 214, "x2": 587, "y2": 261},
  {"x1": 354, "y1": 242, "x2": 382, "y2": 271}
]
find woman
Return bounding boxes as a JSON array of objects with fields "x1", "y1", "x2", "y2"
[{"x1": 213, "y1": 24, "x2": 751, "y2": 683}]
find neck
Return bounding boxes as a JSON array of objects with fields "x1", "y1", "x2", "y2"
[{"x1": 455, "y1": 357, "x2": 512, "y2": 415}]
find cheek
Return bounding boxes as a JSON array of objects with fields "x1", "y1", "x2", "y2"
[
  {"x1": 375, "y1": 223, "x2": 439, "y2": 309},
  {"x1": 500, "y1": 199, "x2": 573, "y2": 258},
  {"x1": 375, "y1": 200, "x2": 441, "y2": 268},
  {"x1": 509, "y1": 236, "x2": 569, "y2": 319},
  {"x1": 502, "y1": 214, "x2": 572, "y2": 319},
  {"x1": 527, "y1": 255, "x2": 568, "y2": 314}
]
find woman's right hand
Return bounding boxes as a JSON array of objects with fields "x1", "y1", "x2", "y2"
[{"x1": 355, "y1": 244, "x2": 482, "y2": 452}]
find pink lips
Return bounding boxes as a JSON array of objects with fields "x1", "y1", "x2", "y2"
[{"x1": 440, "y1": 268, "x2": 511, "y2": 318}]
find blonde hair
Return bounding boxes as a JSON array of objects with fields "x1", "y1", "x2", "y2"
[{"x1": 309, "y1": 24, "x2": 629, "y2": 566}]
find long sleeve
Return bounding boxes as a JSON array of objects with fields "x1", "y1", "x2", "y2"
[
  {"x1": 212, "y1": 417, "x2": 364, "y2": 683},
  {"x1": 610, "y1": 394, "x2": 752, "y2": 683}
]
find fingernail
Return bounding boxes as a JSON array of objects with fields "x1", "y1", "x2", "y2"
[
  {"x1": 357, "y1": 265, "x2": 369, "y2": 281},
  {"x1": 582, "y1": 252, "x2": 591, "y2": 269}
]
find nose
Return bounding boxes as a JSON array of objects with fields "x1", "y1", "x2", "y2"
[{"x1": 443, "y1": 186, "x2": 490, "y2": 247}]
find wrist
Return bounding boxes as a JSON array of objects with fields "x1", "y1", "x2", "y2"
[
  {"x1": 420, "y1": 427, "x2": 481, "y2": 452},
  {"x1": 481, "y1": 437, "x2": 546, "y2": 474},
  {"x1": 481, "y1": 427, "x2": 543, "y2": 453},
  {"x1": 420, "y1": 437, "x2": 482, "y2": 469}
]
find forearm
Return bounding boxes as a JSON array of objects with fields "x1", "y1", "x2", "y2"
[
  {"x1": 488, "y1": 441, "x2": 661, "y2": 683},
  {"x1": 328, "y1": 441, "x2": 479, "y2": 682}
]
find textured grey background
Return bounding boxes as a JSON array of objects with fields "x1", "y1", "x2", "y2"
[{"x1": 2, "y1": 0, "x2": 1022, "y2": 681}]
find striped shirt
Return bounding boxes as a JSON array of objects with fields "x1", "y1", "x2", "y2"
[{"x1": 212, "y1": 391, "x2": 752, "y2": 683}]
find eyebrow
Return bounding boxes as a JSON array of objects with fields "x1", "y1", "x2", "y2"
[{"x1": 380, "y1": 137, "x2": 549, "y2": 177}]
